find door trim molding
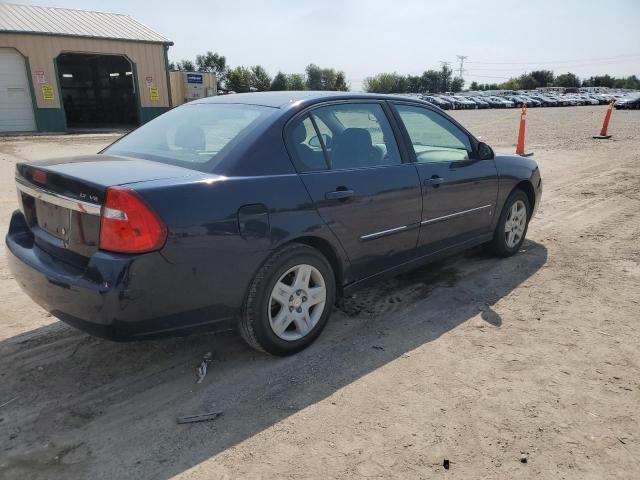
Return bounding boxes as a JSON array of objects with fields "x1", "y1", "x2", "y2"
[
  {"x1": 421, "y1": 204, "x2": 492, "y2": 225},
  {"x1": 360, "y1": 224, "x2": 411, "y2": 241}
]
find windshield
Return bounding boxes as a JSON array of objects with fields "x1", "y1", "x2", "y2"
[{"x1": 105, "y1": 103, "x2": 275, "y2": 171}]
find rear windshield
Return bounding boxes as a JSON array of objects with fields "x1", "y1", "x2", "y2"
[{"x1": 104, "y1": 103, "x2": 275, "y2": 171}]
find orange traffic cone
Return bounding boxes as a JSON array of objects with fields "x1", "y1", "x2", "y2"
[
  {"x1": 593, "y1": 100, "x2": 615, "y2": 139},
  {"x1": 515, "y1": 104, "x2": 533, "y2": 157}
]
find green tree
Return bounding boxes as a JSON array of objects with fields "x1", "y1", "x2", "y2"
[
  {"x1": 406, "y1": 75, "x2": 421, "y2": 93},
  {"x1": 554, "y1": 72, "x2": 580, "y2": 87},
  {"x1": 288, "y1": 73, "x2": 306, "y2": 90},
  {"x1": 517, "y1": 73, "x2": 539, "y2": 90},
  {"x1": 451, "y1": 76, "x2": 464, "y2": 92},
  {"x1": 478, "y1": 83, "x2": 499, "y2": 91},
  {"x1": 305, "y1": 64, "x2": 323, "y2": 90},
  {"x1": 270, "y1": 71, "x2": 288, "y2": 91},
  {"x1": 529, "y1": 70, "x2": 554, "y2": 87},
  {"x1": 584, "y1": 74, "x2": 615, "y2": 87},
  {"x1": 500, "y1": 78, "x2": 521, "y2": 90},
  {"x1": 439, "y1": 65, "x2": 453, "y2": 92},
  {"x1": 363, "y1": 72, "x2": 407, "y2": 93},
  {"x1": 420, "y1": 70, "x2": 441, "y2": 93},
  {"x1": 195, "y1": 51, "x2": 228, "y2": 83},
  {"x1": 470, "y1": 81, "x2": 479, "y2": 90},
  {"x1": 250, "y1": 65, "x2": 271, "y2": 91},
  {"x1": 226, "y1": 66, "x2": 253, "y2": 92},
  {"x1": 305, "y1": 64, "x2": 348, "y2": 90},
  {"x1": 333, "y1": 71, "x2": 349, "y2": 91},
  {"x1": 623, "y1": 75, "x2": 640, "y2": 89},
  {"x1": 320, "y1": 68, "x2": 337, "y2": 90},
  {"x1": 176, "y1": 59, "x2": 195, "y2": 71}
]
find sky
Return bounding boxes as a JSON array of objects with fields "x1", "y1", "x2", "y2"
[{"x1": 6, "y1": 0, "x2": 640, "y2": 90}]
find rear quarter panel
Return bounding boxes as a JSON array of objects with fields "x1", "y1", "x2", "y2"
[{"x1": 131, "y1": 171, "x2": 349, "y2": 318}]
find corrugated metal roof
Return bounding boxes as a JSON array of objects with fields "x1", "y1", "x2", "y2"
[{"x1": 0, "y1": 3, "x2": 172, "y2": 44}]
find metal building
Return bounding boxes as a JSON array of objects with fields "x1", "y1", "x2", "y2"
[
  {"x1": 169, "y1": 70, "x2": 217, "y2": 107},
  {"x1": 0, "y1": 3, "x2": 173, "y2": 133}
]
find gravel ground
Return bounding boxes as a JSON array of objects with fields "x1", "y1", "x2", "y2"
[{"x1": 0, "y1": 106, "x2": 639, "y2": 479}]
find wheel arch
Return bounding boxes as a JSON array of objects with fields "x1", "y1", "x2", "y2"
[
  {"x1": 284, "y1": 236, "x2": 345, "y2": 299},
  {"x1": 512, "y1": 180, "x2": 536, "y2": 216}
]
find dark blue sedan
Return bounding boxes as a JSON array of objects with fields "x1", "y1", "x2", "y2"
[{"x1": 6, "y1": 92, "x2": 541, "y2": 355}]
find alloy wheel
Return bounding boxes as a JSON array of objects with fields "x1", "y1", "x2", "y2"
[
  {"x1": 504, "y1": 200, "x2": 527, "y2": 248},
  {"x1": 268, "y1": 264, "x2": 327, "y2": 341}
]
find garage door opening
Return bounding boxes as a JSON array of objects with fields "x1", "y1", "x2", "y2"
[{"x1": 56, "y1": 53, "x2": 138, "y2": 129}]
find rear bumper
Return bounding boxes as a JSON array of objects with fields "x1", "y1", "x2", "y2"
[{"x1": 6, "y1": 211, "x2": 235, "y2": 340}]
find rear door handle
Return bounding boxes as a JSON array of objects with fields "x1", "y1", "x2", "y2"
[
  {"x1": 424, "y1": 176, "x2": 444, "y2": 187},
  {"x1": 325, "y1": 189, "x2": 354, "y2": 200}
]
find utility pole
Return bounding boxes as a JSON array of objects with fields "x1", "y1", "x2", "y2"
[{"x1": 456, "y1": 55, "x2": 467, "y2": 79}]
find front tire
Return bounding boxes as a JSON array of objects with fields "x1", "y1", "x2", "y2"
[
  {"x1": 240, "y1": 244, "x2": 336, "y2": 356},
  {"x1": 489, "y1": 190, "x2": 531, "y2": 257}
]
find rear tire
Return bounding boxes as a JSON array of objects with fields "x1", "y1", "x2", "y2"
[
  {"x1": 240, "y1": 244, "x2": 336, "y2": 356},
  {"x1": 489, "y1": 190, "x2": 531, "y2": 257}
]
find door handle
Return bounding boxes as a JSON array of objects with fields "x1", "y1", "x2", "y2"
[
  {"x1": 325, "y1": 189, "x2": 354, "y2": 200},
  {"x1": 424, "y1": 176, "x2": 444, "y2": 188}
]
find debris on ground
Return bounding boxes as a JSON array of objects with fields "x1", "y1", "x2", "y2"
[
  {"x1": 0, "y1": 397, "x2": 17, "y2": 409},
  {"x1": 371, "y1": 345, "x2": 385, "y2": 351},
  {"x1": 176, "y1": 411, "x2": 223, "y2": 425},
  {"x1": 196, "y1": 352, "x2": 213, "y2": 384}
]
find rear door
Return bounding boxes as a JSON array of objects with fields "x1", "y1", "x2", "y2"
[
  {"x1": 391, "y1": 103, "x2": 498, "y2": 255},
  {"x1": 288, "y1": 102, "x2": 422, "y2": 280}
]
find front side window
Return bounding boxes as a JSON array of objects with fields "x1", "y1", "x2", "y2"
[
  {"x1": 395, "y1": 104, "x2": 472, "y2": 163},
  {"x1": 289, "y1": 103, "x2": 402, "y2": 172},
  {"x1": 105, "y1": 103, "x2": 275, "y2": 171}
]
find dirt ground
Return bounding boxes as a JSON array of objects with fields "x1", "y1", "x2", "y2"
[{"x1": 0, "y1": 106, "x2": 638, "y2": 479}]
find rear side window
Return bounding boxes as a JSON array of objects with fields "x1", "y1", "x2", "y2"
[
  {"x1": 288, "y1": 103, "x2": 401, "y2": 172},
  {"x1": 105, "y1": 103, "x2": 274, "y2": 171},
  {"x1": 289, "y1": 115, "x2": 329, "y2": 172},
  {"x1": 395, "y1": 104, "x2": 472, "y2": 163}
]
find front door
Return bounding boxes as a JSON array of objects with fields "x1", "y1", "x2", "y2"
[
  {"x1": 288, "y1": 102, "x2": 422, "y2": 280},
  {"x1": 392, "y1": 103, "x2": 499, "y2": 255}
]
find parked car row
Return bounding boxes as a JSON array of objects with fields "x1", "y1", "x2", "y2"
[
  {"x1": 614, "y1": 93, "x2": 640, "y2": 110},
  {"x1": 411, "y1": 90, "x2": 640, "y2": 110}
]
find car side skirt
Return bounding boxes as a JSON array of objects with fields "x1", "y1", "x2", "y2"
[{"x1": 343, "y1": 232, "x2": 493, "y2": 295}]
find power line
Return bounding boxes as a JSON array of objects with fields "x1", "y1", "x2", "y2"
[
  {"x1": 465, "y1": 53, "x2": 640, "y2": 65},
  {"x1": 464, "y1": 59, "x2": 640, "y2": 73},
  {"x1": 465, "y1": 60, "x2": 637, "y2": 71},
  {"x1": 465, "y1": 74, "x2": 512, "y2": 80}
]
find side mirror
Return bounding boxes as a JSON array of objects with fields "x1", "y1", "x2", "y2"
[{"x1": 478, "y1": 141, "x2": 494, "y2": 160}]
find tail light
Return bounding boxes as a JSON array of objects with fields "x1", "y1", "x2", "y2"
[
  {"x1": 31, "y1": 170, "x2": 48, "y2": 184},
  {"x1": 99, "y1": 187, "x2": 167, "y2": 253}
]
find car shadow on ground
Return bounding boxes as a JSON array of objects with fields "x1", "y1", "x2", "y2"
[{"x1": 0, "y1": 240, "x2": 547, "y2": 479}]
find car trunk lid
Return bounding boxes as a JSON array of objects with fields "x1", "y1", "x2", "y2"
[{"x1": 15, "y1": 154, "x2": 206, "y2": 265}]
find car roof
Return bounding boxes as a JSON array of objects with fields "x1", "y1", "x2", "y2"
[{"x1": 191, "y1": 91, "x2": 432, "y2": 109}]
